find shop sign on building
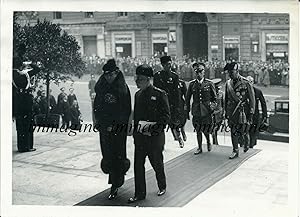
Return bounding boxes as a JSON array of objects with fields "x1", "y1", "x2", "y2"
[
  {"x1": 152, "y1": 33, "x2": 168, "y2": 43},
  {"x1": 266, "y1": 33, "x2": 288, "y2": 44},
  {"x1": 223, "y1": 36, "x2": 240, "y2": 48},
  {"x1": 115, "y1": 35, "x2": 132, "y2": 43}
]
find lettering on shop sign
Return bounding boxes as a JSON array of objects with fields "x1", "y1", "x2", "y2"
[
  {"x1": 266, "y1": 33, "x2": 288, "y2": 44},
  {"x1": 223, "y1": 36, "x2": 240, "y2": 44},
  {"x1": 152, "y1": 34, "x2": 168, "y2": 43},
  {"x1": 115, "y1": 35, "x2": 132, "y2": 43}
]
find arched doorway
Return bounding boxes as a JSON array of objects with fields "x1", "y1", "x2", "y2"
[{"x1": 182, "y1": 13, "x2": 208, "y2": 60}]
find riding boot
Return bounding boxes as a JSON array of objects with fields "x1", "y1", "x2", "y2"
[{"x1": 194, "y1": 133, "x2": 203, "y2": 155}]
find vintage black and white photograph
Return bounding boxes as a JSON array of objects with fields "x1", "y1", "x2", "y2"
[{"x1": 1, "y1": 1, "x2": 299, "y2": 217}]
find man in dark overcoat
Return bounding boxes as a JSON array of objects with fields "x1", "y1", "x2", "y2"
[
  {"x1": 153, "y1": 56, "x2": 183, "y2": 148},
  {"x1": 224, "y1": 62, "x2": 255, "y2": 159},
  {"x1": 186, "y1": 62, "x2": 217, "y2": 155},
  {"x1": 128, "y1": 65, "x2": 170, "y2": 203},
  {"x1": 246, "y1": 76, "x2": 267, "y2": 148}
]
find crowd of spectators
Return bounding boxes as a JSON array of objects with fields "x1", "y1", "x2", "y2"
[{"x1": 82, "y1": 55, "x2": 289, "y2": 86}]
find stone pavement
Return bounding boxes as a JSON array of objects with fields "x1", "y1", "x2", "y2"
[{"x1": 12, "y1": 122, "x2": 289, "y2": 216}]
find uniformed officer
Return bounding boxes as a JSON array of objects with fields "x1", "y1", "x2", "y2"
[
  {"x1": 211, "y1": 78, "x2": 224, "y2": 145},
  {"x1": 13, "y1": 43, "x2": 41, "y2": 153},
  {"x1": 246, "y1": 76, "x2": 267, "y2": 148},
  {"x1": 153, "y1": 56, "x2": 183, "y2": 148},
  {"x1": 224, "y1": 62, "x2": 255, "y2": 159},
  {"x1": 186, "y1": 62, "x2": 217, "y2": 155},
  {"x1": 128, "y1": 65, "x2": 170, "y2": 203}
]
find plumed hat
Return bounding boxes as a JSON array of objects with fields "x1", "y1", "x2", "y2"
[
  {"x1": 136, "y1": 64, "x2": 154, "y2": 77},
  {"x1": 103, "y1": 59, "x2": 118, "y2": 74},
  {"x1": 160, "y1": 55, "x2": 172, "y2": 64}
]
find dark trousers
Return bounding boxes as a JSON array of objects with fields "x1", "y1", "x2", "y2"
[
  {"x1": 192, "y1": 116, "x2": 213, "y2": 148},
  {"x1": 62, "y1": 116, "x2": 70, "y2": 129},
  {"x1": 16, "y1": 116, "x2": 34, "y2": 152},
  {"x1": 133, "y1": 133, "x2": 166, "y2": 198},
  {"x1": 230, "y1": 123, "x2": 250, "y2": 152},
  {"x1": 99, "y1": 129, "x2": 127, "y2": 188},
  {"x1": 249, "y1": 130, "x2": 258, "y2": 148},
  {"x1": 212, "y1": 122, "x2": 222, "y2": 145}
]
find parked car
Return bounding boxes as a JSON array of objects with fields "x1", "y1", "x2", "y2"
[{"x1": 267, "y1": 96, "x2": 289, "y2": 133}]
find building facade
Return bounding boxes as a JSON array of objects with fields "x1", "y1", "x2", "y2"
[{"x1": 19, "y1": 11, "x2": 289, "y2": 62}]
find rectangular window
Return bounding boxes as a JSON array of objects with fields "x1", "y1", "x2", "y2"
[
  {"x1": 84, "y1": 12, "x2": 94, "y2": 18},
  {"x1": 53, "y1": 12, "x2": 62, "y2": 20},
  {"x1": 117, "y1": 12, "x2": 128, "y2": 17}
]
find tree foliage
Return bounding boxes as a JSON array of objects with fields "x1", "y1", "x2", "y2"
[{"x1": 13, "y1": 16, "x2": 85, "y2": 83}]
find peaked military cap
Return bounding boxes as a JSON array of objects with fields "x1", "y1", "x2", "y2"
[
  {"x1": 160, "y1": 55, "x2": 172, "y2": 64},
  {"x1": 136, "y1": 64, "x2": 154, "y2": 77},
  {"x1": 212, "y1": 78, "x2": 222, "y2": 86}
]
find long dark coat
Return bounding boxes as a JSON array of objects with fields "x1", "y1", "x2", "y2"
[{"x1": 93, "y1": 70, "x2": 131, "y2": 187}]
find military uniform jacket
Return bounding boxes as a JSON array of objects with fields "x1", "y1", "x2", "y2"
[
  {"x1": 186, "y1": 78, "x2": 217, "y2": 118},
  {"x1": 134, "y1": 85, "x2": 170, "y2": 136},
  {"x1": 153, "y1": 70, "x2": 180, "y2": 121},
  {"x1": 225, "y1": 76, "x2": 255, "y2": 124}
]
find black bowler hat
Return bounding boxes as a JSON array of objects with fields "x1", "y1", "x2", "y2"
[
  {"x1": 102, "y1": 59, "x2": 118, "y2": 74},
  {"x1": 136, "y1": 64, "x2": 154, "y2": 77},
  {"x1": 192, "y1": 62, "x2": 206, "y2": 68},
  {"x1": 160, "y1": 55, "x2": 172, "y2": 64},
  {"x1": 224, "y1": 62, "x2": 239, "y2": 71}
]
